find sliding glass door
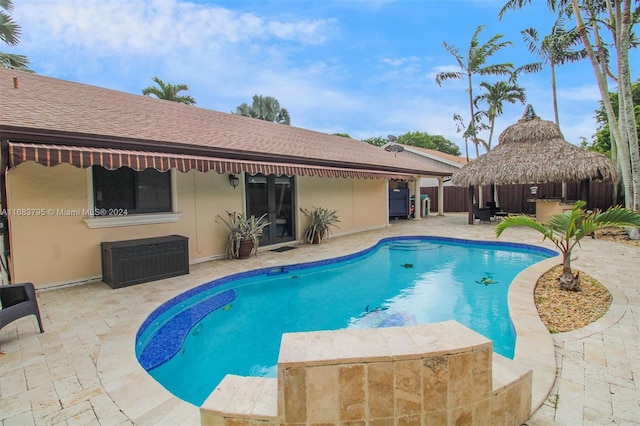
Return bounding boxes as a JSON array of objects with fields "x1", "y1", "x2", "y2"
[{"x1": 245, "y1": 173, "x2": 295, "y2": 245}]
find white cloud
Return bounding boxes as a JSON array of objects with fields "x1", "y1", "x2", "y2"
[
  {"x1": 381, "y1": 56, "x2": 421, "y2": 68},
  {"x1": 16, "y1": 0, "x2": 336, "y2": 53},
  {"x1": 10, "y1": 0, "x2": 341, "y2": 115},
  {"x1": 381, "y1": 58, "x2": 404, "y2": 67},
  {"x1": 267, "y1": 19, "x2": 337, "y2": 44},
  {"x1": 557, "y1": 84, "x2": 601, "y2": 102}
]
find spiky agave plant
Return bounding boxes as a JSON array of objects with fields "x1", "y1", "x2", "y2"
[
  {"x1": 216, "y1": 211, "x2": 270, "y2": 258},
  {"x1": 300, "y1": 206, "x2": 340, "y2": 244},
  {"x1": 496, "y1": 200, "x2": 640, "y2": 291}
]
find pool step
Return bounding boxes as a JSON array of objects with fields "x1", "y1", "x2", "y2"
[
  {"x1": 138, "y1": 289, "x2": 237, "y2": 370},
  {"x1": 387, "y1": 241, "x2": 441, "y2": 251},
  {"x1": 200, "y1": 375, "x2": 277, "y2": 424},
  {"x1": 199, "y1": 323, "x2": 534, "y2": 425},
  {"x1": 491, "y1": 352, "x2": 533, "y2": 421}
]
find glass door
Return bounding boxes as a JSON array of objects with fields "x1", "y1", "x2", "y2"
[{"x1": 246, "y1": 173, "x2": 295, "y2": 245}]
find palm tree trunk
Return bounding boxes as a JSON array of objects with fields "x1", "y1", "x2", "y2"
[
  {"x1": 464, "y1": 138, "x2": 470, "y2": 163},
  {"x1": 550, "y1": 62, "x2": 560, "y2": 126},
  {"x1": 467, "y1": 72, "x2": 479, "y2": 160},
  {"x1": 487, "y1": 117, "x2": 496, "y2": 150},
  {"x1": 616, "y1": 0, "x2": 640, "y2": 211},
  {"x1": 558, "y1": 255, "x2": 580, "y2": 291},
  {"x1": 570, "y1": 0, "x2": 634, "y2": 209}
]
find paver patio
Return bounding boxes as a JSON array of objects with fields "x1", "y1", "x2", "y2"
[{"x1": 1, "y1": 213, "x2": 638, "y2": 425}]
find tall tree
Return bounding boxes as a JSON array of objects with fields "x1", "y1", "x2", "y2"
[
  {"x1": 435, "y1": 25, "x2": 515, "y2": 161},
  {"x1": 473, "y1": 80, "x2": 526, "y2": 206},
  {"x1": 142, "y1": 77, "x2": 196, "y2": 105},
  {"x1": 521, "y1": 18, "x2": 587, "y2": 126},
  {"x1": 0, "y1": 0, "x2": 30, "y2": 70},
  {"x1": 234, "y1": 95, "x2": 290, "y2": 125},
  {"x1": 397, "y1": 132, "x2": 462, "y2": 156},
  {"x1": 362, "y1": 133, "x2": 462, "y2": 156},
  {"x1": 587, "y1": 79, "x2": 640, "y2": 158},
  {"x1": 361, "y1": 136, "x2": 388, "y2": 147},
  {"x1": 500, "y1": 0, "x2": 640, "y2": 212},
  {"x1": 474, "y1": 80, "x2": 527, "y2": 150}
]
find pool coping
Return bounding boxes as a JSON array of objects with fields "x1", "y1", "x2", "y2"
[
  {"x1": 508, "y1": 256, "x2": 559, "y2": 412},
  {"x1": 97, "y1": 237, "x2": 563, "y2": 424}
]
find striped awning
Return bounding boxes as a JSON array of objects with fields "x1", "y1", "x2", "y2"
[{"x1": 8, "y1": 142, "x2": 415, "y2": 181}]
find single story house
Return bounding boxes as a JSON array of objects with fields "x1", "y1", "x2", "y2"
[{"x1": 0, "y1": 69, "x2": 451, "y2": 289}]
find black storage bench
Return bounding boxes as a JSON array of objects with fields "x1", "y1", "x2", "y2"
[{"x1": 101, "y1": 235, "x2": 189, "y2": 289}]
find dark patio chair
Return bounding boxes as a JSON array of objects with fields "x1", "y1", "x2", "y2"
[
  {"x1": 486, "y1": 201, "x2": 508, "y2": 219},
  {"x1": 473, "y1": 204, "x2": 492, "y2": 223},
  {"x1": 486, "y1": 201, "x2": 498, "y2": 216},
  {"x1": 0, "y1": 282, "x2": 44, "y2": 337}
]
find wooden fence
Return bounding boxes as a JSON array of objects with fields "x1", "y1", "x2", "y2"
[{"x1": 422, "y1": 182, "x2": 617, "y2": 214}]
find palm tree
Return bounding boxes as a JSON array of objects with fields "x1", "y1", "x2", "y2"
[
  {"x1": 141, "y1": 77, "x2": 196, "y2": 105},
  {"x1": 521, "y1": 18, "x2": 587, "y2": 126},
  {"x1": 474, "y1": 80, "x2": 526, "y2": 150},
  {"x1": 496, "y1": 200, "x2": 640, "y2": 291},
  {"x1": 0, "y1": 0, "x2": 30, "y2": 70},
  {"x1": 473, "y1": 80, "x2": 526, "y2": 207},
  {"x1": 435, "y1": 25, "x2": 514, "y2": 161},
  {"x1": 0, "y1": 51, "x2": 28, "y2": 69},
  {"x1": 500, "y1": 1, "x2": 639, "y2": 214},
  {"x1": 234, "y1": 95, "x2": 290, "y2": 125}
]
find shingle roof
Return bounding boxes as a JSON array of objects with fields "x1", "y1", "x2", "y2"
[
  {"x1": 0, "y1": 69, "x2": 451, "y2": 177},
  {"x1": 406, "y1": 146, "x2": 468, "y2": 166}
]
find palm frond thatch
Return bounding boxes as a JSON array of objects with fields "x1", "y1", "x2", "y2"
[{"x1": 451, "y1": 108, "x2": 618, "y2": 186}]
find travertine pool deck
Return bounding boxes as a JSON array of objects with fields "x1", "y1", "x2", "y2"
[{"x1": 1, "y1": 213, "x2": 638, "y2": 425}]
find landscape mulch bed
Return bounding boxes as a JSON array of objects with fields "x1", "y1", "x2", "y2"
[
  {"x1": 593, "y1": 227, "x2": 640, "y2": 247},
  {"x1": 534, "y1": 265, "x2": 612, "y2": 333},
  {"x1": 534, "y1": 228, "x2": 637, "y2": 333}
]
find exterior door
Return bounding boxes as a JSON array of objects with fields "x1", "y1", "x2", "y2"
[{"x1": 245, "y1": 173, "x2": 295, "y2": 245}]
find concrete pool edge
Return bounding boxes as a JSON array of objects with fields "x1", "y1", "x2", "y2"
[
  {"x1": 96, "y1": 311, "x2": 201, "y2": 424},
  {"x1": 96, "y1": 239, "x2": 562, "y2": 424},
  {"x1": 508, "y1": 256, "x2": 559, "y2": 413}
]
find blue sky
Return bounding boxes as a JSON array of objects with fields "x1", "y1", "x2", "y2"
[{"x1": 6, "y1": 0, "x2": 639, "y2": 158}]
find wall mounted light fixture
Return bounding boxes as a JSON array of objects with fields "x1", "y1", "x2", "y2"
[{"x1": 228, "y1": 174, "x2": 240, "y2": 188}]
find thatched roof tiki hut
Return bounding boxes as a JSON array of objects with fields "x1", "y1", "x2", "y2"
[{"x1": 452, "y1": 105, "x2": 619, "y2": 225}]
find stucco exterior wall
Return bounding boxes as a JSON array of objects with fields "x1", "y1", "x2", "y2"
[
  {"x1": 5, "y1": 164, "x2": 389, "y2": 288},
  {"x1": 296, "y1": 176, "x2": 387, "y2": 237},
  {"x1": 5, "y1": 163, "x2": 241, "y2": 288}
]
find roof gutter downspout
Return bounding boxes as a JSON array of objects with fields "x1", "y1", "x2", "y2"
[{"x1": 0, "y1": 139, "x2": 12, "y2": 284}]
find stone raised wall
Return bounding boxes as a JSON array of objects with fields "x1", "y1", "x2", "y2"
[{"x1": 201, "y1": 320, "x2": 532, "y2": 426}]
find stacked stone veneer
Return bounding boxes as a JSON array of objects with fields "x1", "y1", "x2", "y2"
[{"x1": 201, "y1": 320, "x2": 532, "y2": 426}]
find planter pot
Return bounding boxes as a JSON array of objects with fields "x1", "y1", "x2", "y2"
[
  {"x1": 311, "y1": 232, "x2": 322, "y2": 244},
  {"x1": 237, "y1": 239, "x2": 254, "y2": 259}
]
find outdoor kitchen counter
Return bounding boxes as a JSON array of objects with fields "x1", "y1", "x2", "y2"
[{"x1": 532, "y1": 198, "x2": 576, "y2": 224}]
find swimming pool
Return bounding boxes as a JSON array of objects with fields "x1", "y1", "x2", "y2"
[{"x1": 136, "y1": 236, "x2": 556, "y2": 405}]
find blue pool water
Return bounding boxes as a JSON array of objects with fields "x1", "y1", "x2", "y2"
[{"x1": 136, "y1": 236, "x2": 556, "y2": 405}]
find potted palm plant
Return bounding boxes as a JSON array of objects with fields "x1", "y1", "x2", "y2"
[
  {"x1": 216, "y1": 211, "x2": 270, "y2": 259},
  {"x1": 300, "y1": 206, "x2": 340, "y2": 244}
]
